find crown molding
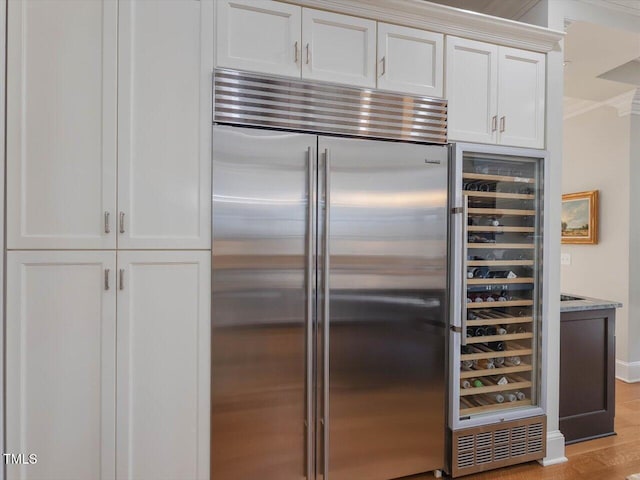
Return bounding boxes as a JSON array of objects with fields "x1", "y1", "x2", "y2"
[
  {"x1": 564, "y1": 90, "x2": 638, "y2": 119},
  {"x1": 283, "y1": 0, "x2": 564, "y2": 52},
  {"x1": 579, "y1": 0, "x2": 640, "y2": 17},
  {"x1": 632, "y1": 89, "x2": 640, "y2": 116}
]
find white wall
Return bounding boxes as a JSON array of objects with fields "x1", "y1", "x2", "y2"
[{"x1": 561, "y1": 105, "x2": 631, "y2": 363}]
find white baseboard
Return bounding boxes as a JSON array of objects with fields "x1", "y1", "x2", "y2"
[
  {"x1": 616, "y1": 359, "x2": 640, "y2": 383},
  {"x1": 538, "y1": 430, "x2": 567, "y2": 466}
]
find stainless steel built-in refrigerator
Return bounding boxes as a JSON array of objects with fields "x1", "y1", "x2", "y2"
[{"x1": 211, "y1": 125, "x2": 448, "y2": 479}]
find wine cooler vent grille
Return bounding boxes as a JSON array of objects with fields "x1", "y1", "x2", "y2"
[{"x1": 452, "y1": 415, "x2": 546, "y2": 477}]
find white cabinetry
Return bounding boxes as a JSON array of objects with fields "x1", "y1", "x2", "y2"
[
  {"x1": 497, "y1": 47, "x2": 546, "y2": 149},
  {"x1": 7, "y1": 0, "x2": 212, "y2": 250},
  {"x1": 118, "y1": 0, "x2": 212, "y2": 249},
  {"x1": 6, "y1": 251, "x2": 116, "y2": 480},
  {"x1": 6, "y1": 0, "x2": 117, "y2": 249},
  {"x1": 377, "y1": 23, "x2": 443, "y2": 97},
  {"x1": 446, "y1": 36, "x2": 545, "y2": 148},
  {"x1": 445, "y1": 37, "x2": 499, "y2": 144},
  {"x1": 216, "y1": 1, "x2": 377, "y2": 88},
  {"x1": 116, "y1": 251, "x2": 210, "y2": 480},
  {"x1": 6, "y1": 250, "x2": 210, "y2": 480},
  {"x1": 302, "y1": 8, "x2": 376, "y2": 87},
  {"x1": 216, "y1": 0, "x2": 301, "y2": 77}
]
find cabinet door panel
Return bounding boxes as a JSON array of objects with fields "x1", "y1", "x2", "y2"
[
  {"x1": 377, "y1": 23, "x2": 443, "y2": 97},
  {"x1": 6, "y1": 0, "x2": 117, "y2": 249},
  {"x1": 6, "y1": 251, "x2": 116, "y2": 480},
  {"x1": 445, "y1": 36, "x2": 498, "y2": 144},
  {"x1": 302, "y1": 8, "x2": 376, "y2": 87},
  {"x1": 118, "y1": 0, "x2": 212, "y2": 249},
  {"x1": 216, "y1": 0, "x2": 301, "y2": 77},
  {"x1": 117, "y1": 251, "x2": 210, "y2": 480},
  {"x1": 497, "y1": 47, "x2": 546, "y2": 149}
]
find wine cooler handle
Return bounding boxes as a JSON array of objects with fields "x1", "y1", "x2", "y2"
[
  {"x1": 304, "y1": 146, "x2": 314, "y2": 480},
  {"x1": 461, "y1": 194, "x2": 469, "y2": 346},
  {"x1": 322, "y1": 147, "x2": 330, "y2": 479}
]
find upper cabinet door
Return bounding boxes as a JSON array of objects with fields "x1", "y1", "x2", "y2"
[
  {"x1": 118, "y1": 0, "x2": 213, "y2": 249},
  {"x1": 216, "y1": 0, "x2": 302, "y2": 78},
  {"x1": 6, "y1": 0, "x2": 117, "y2": 249},
  {"x1": 302, "y1": 8, "x2": 376, "y2": 88},
  {"x1": 377, "y1": 23, "x2": 443, "y2": 97},
  {"x1": 497, "y1": 47, "x2": 546, "y2": 149},
  {"x1": 116, "y1": 251, "x2": 210, "y2": 480},
  {"x1": 445, "y1": 36, "x2": 499, "y2": 144},
  {"x1": 6, "y1": 251, "x2": 116, "y2": 480}
]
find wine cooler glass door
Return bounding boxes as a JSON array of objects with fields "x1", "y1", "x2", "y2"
[{"x1": 453, "y1": 145, "x2": 546, "y2": 428}]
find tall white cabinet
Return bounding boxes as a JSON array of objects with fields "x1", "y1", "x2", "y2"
[
  {"x1": 6, "y1": 0, "x2": 118, "y2": 249},
  {"x1": 117, "y1": 0, "x2": 212, "y2": 249},
  {"x1": 6, "y1": 252, "x2": 117, "y2": 480},
  {"x1": 5, "y1": 1, "x2": 213, "y2": 479},
  {"x1": 116, "y1": 252, "x2": 210, "y2": 480}
]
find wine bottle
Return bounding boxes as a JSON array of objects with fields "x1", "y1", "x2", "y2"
[
  {"x1": 505, "y1": 392, "x2": 518, "y2": 402},
  {"x1": 514, "y1": 391, "x2": 526, "y2": 401},
  {"x1": 475, "y1": 358, "x2": 494, "y2": 369},
  {"x1": 489, "y1": 341, "x2": 505, "y2": 351},
  {"x1": 493, "y1": 356, "x2": 505, "y2": 367},
  {"x1": 461, "y1": 379, "x2": 472, "y2": 389},
  {"x1": 472, "y1": 379, "x2": 484, "y2": 388},
  {"x1": 495, "y1": 376, "x2": 509, "y2": 385},
  {"x1": 487, "y1": 393, "x2": 505, "y2": 404},
  {"x1": 461, "y1": 360, "x2": 474, "y2": 370},
  {"x1": 505, "y1": 356, "x2": 521, "y2": 366},
  {"x1": 496, "y1": 327, "x2": 507, "y2": 335}
]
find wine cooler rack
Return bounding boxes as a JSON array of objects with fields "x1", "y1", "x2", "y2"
[{"x1": 458, "y1": 154, "x2": 542, "y2": 420}]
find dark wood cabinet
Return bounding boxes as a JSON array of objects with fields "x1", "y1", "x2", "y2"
[{"x1": 559, "y1": 308, "x2": 616, "y2": 444}]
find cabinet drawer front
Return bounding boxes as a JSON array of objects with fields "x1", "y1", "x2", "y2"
[
  {"x1": 302, "y1": 8, "x2": 376, "y2": 88},
  {"x1": 497, "y1": 47, "x2": 546, "y2": 149},
  {"x1": 216, "y1": 0, "x2": 301, "y2": 78},
  {"x1": 6, "y1": 251, "x2": 116, "y2": 480},
  {"x1": 446, "y1": 36, "x2": 498, "y2": 145},
  {"x1": 6, "y1": 0, "x2": 117, "y2": 249},
  {"x1": 118, "y1": 0, "x2": 212, "y2": 249},
  {"x1": 378, "y1": 23, "x2": 443, "y2": 97}
]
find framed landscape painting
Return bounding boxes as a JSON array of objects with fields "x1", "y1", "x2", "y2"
[{"x1": 561, "y1": 190, "x2": 599, "y2": 244}]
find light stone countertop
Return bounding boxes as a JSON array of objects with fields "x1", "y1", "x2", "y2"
[{"x1": 560, "y1": 294, "x2": 623, "y2": 313}]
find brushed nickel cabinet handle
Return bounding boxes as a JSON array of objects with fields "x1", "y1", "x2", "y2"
[
  {"x1": 104, "y1": 269, "x2": 110, "y2": 291},
  {"x1": 104, "y1": 211, "x2": 110, "y2": 234},
  {"x1": 295, "y1": 41, "x2": 299, "y2": 63},
  {"x1": 119, "y1": 212, "x2": 125, "y2": 234},
  {"x1": 491, "y1": 115, "x2": 497, "y2": 132},
  {"x1": 379, "y1": 56, "x2": 386, "y2": 77},
  {"x1": 119, "y1": 269, "x2": 124, "y2": 290},
  {"x1": 500, "y1": 116, "x2": 506, "y2": 133},
  {"x1": 306, "y1": 43, "x2": 310, "y2": 64}
]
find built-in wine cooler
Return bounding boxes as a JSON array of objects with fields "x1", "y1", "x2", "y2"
[{"x1": 448, "y1": 143, "x2": 548, "y2": 477}]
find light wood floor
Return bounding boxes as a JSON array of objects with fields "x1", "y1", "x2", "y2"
[{"x1": 455, "y1": 380, "x2": 640, "y2": 480}]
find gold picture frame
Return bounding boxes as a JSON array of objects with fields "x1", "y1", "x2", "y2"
[{"x1": 561, "y1": 190, "x2": 599, "y2": 244}]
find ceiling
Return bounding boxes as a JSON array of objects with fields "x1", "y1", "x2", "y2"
[{"x1": 424, "y1": 0, "x2": 541, "y2": 20}]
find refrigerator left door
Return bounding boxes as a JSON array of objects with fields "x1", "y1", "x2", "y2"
[{"x1": 211, "y1": 126, "x2": 316, "y2": 479}]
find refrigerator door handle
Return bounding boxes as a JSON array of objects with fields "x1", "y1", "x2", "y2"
[
  {"x1": 461, "y1": 194, "x2": 469, "y2": 346},
  {"x1": 322, "y1": 147, "x2": 331, "y2": 479},
  {"x1": 305, "y1": 146, "x2": 315, "y2": 480}
]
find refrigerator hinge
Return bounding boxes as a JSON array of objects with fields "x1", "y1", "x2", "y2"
[
  {"x1": 450, "y1": 325, "x2": 462, "y2": 334},
  {"x1": 451, "y1": 207, "x2": 463, "y2": 214}
]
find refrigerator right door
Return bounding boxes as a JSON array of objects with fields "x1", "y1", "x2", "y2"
[{"x1": 450, "y1": 143, "x2": 547, "y2": 430}]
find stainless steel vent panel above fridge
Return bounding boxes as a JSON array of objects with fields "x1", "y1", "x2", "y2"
[
  {"x1": 213, "y1": 68, "x2": 448, "y2": 144},
  {"x1": 211, "y1": 125, "x2": 448, "y2": 480}
]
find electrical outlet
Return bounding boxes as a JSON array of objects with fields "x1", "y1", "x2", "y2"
[{"x1": 561, "y1": 253, "x2": 571, "y2": 265}]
